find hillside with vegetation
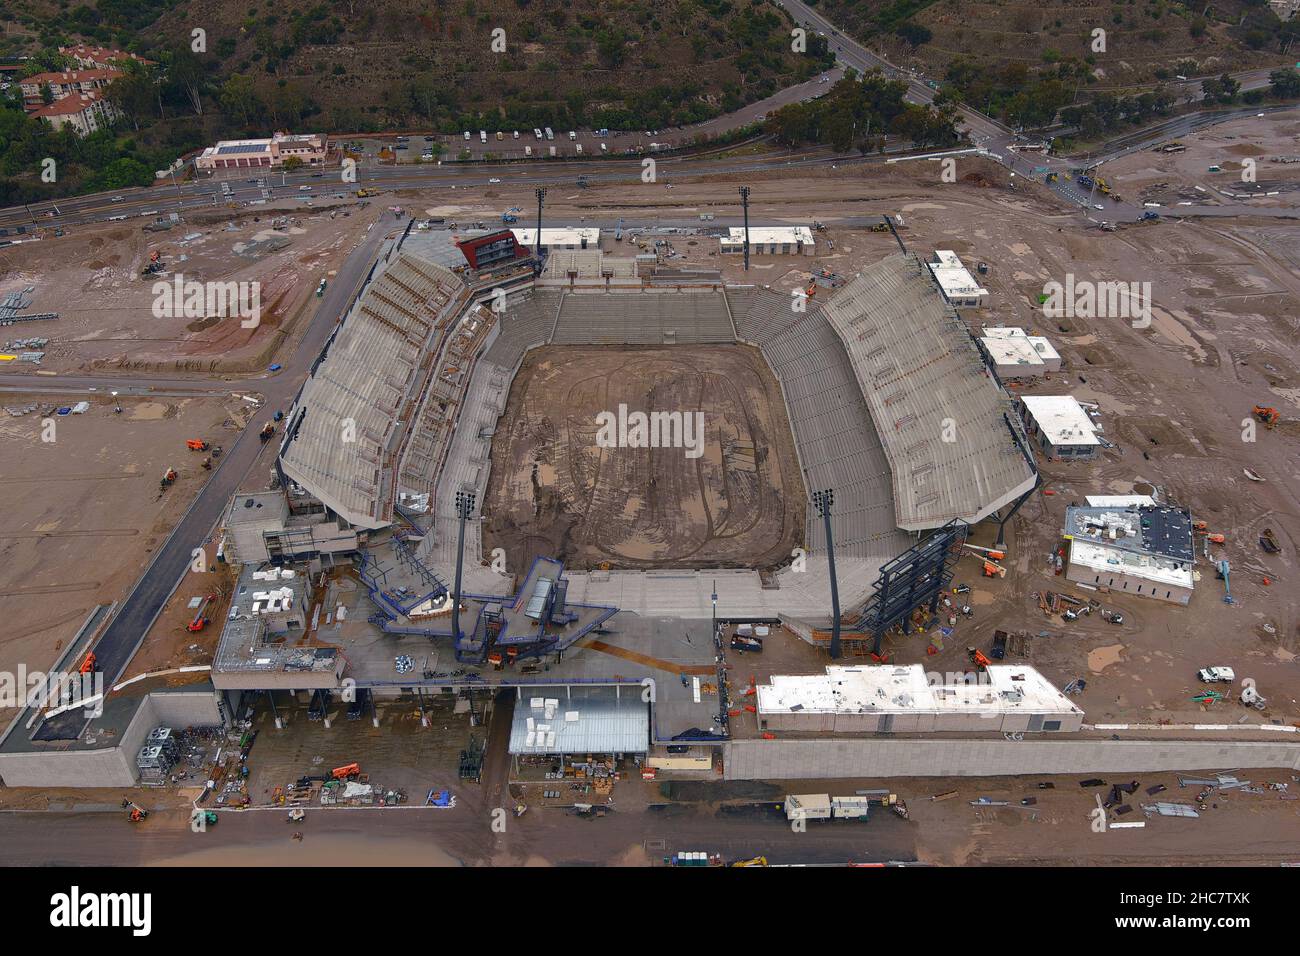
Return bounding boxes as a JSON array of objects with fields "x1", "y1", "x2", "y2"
[
  {"x1": 0, "y1": 0, "x2": 834, "y2": 202},
  {"x1": 806, "y1": 0, "x2": 1299, "y2": 128}
]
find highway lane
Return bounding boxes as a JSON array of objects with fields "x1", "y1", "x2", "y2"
[
  {"x1": 86, "y1": 212, "x2": 398, "y2": 683},
  {"x1": 0, "y1": 147, "x2": 874, "y2": 230}
]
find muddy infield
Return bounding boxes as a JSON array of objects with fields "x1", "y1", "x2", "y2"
[{"x1": 482, "y1": 343, "x2": 805, "y2": 572}]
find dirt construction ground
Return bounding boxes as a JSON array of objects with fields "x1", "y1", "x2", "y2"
[
  {"x1": 454, "y1": 117, "x2": 1299, "y2": 730},
  {"x1": 0, "y1": 392, "x2": 256, "y2": 723},
  {"x1": 482, "y1": 344, "x2": 806, "y2": 572}
]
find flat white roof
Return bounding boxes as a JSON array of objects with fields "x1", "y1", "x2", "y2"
[
  {"x1": 1028, "y1": 336, "x2": 1059, "y2": 363},
  {"x1": 1068, "y1": 539, "x2": 1194, "y2": 589},
  {"x1": 723, "y1": 226, "x2": 814, "y2": 245},
  {"x1": 1085, "y1": 494, "x2": 1156, "y2": 507},
  {"x1": 981, "y1": 334, "x2": 1044, "y2": 369},
  {"x1": 511, "y1": 227, "x2": 600, "y2": 247},
  {"x1": 757, "y1": 664, "x2": 1082, "y2": 718},
  {"x1": 928, "y1": 250, "x2": 988, "y2": 301},
  {"x1": 1021, "y1": 395, "x2": 1100, "y2": 446}
]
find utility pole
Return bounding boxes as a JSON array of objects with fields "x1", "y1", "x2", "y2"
[
  {"x1": 533, "y1": 186, "x2": 547, "y2": 261},
  {"x1": 738, "y1": 185, "x2": 751, "y2": 271},
  {"x1": 812, "y1": 489, "x2": 841, "y2": 660},
  {"x1": 452, "y1": 490, "x2": 476, "y2": 644}
]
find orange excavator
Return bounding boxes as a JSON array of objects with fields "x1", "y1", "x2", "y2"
[
  {"x1": 186, "y1": 439, "x2": 210, "y2": 451},
  {"x1": 1252, "y1": 405, "x2": 1279, "y2": 429},
  {"x1": 78, "y1": 651, "x2": 97, "y2": 675},
  {"x1": 967, "y1": 647, "x2": 993, "y2": 670},
  {"x1": 122, "y1": 799, "x2": 149, "y2": 823}
]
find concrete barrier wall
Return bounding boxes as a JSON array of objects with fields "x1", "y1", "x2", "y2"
[{"x1": 723, "y1": 737, "x2": 1300, "y2": 780}]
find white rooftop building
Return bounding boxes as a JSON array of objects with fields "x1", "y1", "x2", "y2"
[
  {"x1": 927, "y1": 250, "x2": 989, "y2": 308},
  {"x1": 511, "y1": 227, "x2": 600, "y2": 250},
  {"x1": 756, "y1": 664, "x2": 1084, "y2": 734},
  {"x1": 1019, "y1": 395, "x2": 1100, "y2": 460},
  {"x1": 980, "y1": 326, "x2": 1061, "y2": 377},
  {"x1": 720, "y1": 226, "x2": 815, "y2": 256},
  {"x1": 1063, "y1": 503, "x2": 1195, "y2": 605}
]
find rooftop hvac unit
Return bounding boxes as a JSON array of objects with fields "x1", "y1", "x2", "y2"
[
  {"x1": 148, "y1": 726, "x2": 173, "y2": 745},
  {"x1": 137, "y1": 745, "x2": 164, "y2": 769}
]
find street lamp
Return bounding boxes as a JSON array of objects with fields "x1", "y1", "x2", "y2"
[
  {"x1": 451, "y1": 490, "x2": 477, "y2": 643},
  {"x1": 812, "y1": 489, "x2": 841, "y2": 660},
  {"x1": 738, "y1": 185, "x2": 751, "y2": 272},
  {"x1": 533, "y1": 187, "x2": 547, "y2": 261}
]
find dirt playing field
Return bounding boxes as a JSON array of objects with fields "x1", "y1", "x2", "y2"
[{"x1": 483, "y1": 344, "x2": 806, "y2": 572}]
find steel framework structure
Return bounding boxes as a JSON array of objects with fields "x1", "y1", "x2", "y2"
[{"x1": 851, "y1": 519, "x2": 968, "y2": 656}]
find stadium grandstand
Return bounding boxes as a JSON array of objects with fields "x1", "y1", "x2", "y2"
[
  {"x1": 821, "y1": 254, "x2": 1038, "y2": 532},
  {"x1": 277, "y1": 234, "x2": 1035, "y2": 621},
  {"x1": 278, "y1": 249, "x2": 469, "y2": 529}
]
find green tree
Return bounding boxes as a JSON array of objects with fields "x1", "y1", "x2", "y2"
[{"x1": 219, "y1": 74, "x2": 260, "y2": 126}]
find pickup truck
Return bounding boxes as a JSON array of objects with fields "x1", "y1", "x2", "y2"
[{"x1": 1197, "y1": 666, "x2": 1235, "y2": 683}]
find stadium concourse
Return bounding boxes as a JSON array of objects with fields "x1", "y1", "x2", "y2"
[{"x1": 275, "y1": 228, "x2": 1037, "y2": 622}]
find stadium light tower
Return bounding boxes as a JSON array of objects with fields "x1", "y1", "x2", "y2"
[
  {"x1": 452, "y1": 490, "x2": 477, "y2": 643},
  {"x1": 812, "y1": 489, "x2": 841, "y2": 660},
  {"x1": 533, "y1": 187, "x2": 547, "y2": 260},
  {"x1": 738, "y1": 185, "x2": 751, "y2": 272}
]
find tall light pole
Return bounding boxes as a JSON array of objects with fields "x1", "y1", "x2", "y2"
[
  {"x1": 452, "y1": 490, "x2": 476, "y2": 644},
  {"x1": 812, "y1": 489, "x2": 841, "y2": 660},
  {"x1": 738, "y1": 185, "x2": 751, "y2": 272},
  {"x1": 533, "y1": 186, "x2": 547, "y2": 261}
]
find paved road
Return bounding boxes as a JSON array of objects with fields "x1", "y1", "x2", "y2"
[
  {"x1": 773, "y1": 0, "x2": 1009, "y2": 142},
  {"x1": 87, "y1": 214, "x2": 398, "y2": 683},
  {"x1": 0, "y1": 798, "x2": 916, "y2": 867}
]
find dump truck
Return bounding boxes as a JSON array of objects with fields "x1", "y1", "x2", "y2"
[{"x1": 259, "y1": 422, "x2": 276, "y2": 442}]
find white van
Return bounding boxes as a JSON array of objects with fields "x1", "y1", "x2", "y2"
[
  {"x1": 525, "y1": 145, "x2": 533, "y2": 156},
  {"x1": 480, "y1": 130, "x2": 487, "y2": 144},
  {"x1": 513, "y1": 130, "x2": 519, "y2": 139},
  {"x1": 544, "y1": 127, "x2": 554, "y2": 140},
  {"x1": 534, "y1": 128, "x2": 543, "y2": 139},
  {"x1": 576, "y1": 143, "x2": 582, "y2": 154},
  {"x1": 569, "y1": 130, "x2": 577, "y2": 141},
  {"x1": 463, "y1": 131, "x2": 471, "y2": 140}
]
